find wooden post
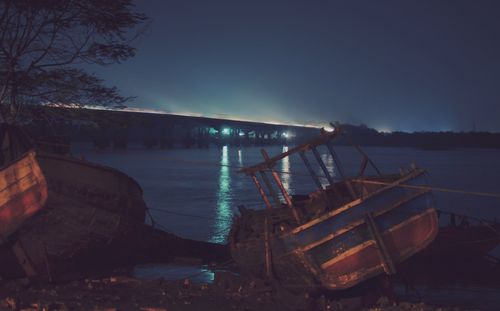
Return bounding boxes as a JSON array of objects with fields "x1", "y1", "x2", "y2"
[
  {"x1": 261, "y1": 149, "x2": 301, "y2": 223},
  {"x1": 251, "y1": 174, "x2": 273, "y2": 209},
  {"x1": 325, "y1": 141, "x2": 347, "y2": 180},
  {"x1": 343, "y1": 140, "x2": 382, "y2": 176},
  {"x1": 311, "y1": 147, "x2": 334, "y2": 184},
  {"x1": 259, "y1": 170, "x2": 281, "y2": 208},
  {"x1": 325, "y1": 142, "x2": 357, "y2": 199},
  {"x1": 365, "y1": 212, "x2": 396, "y2": 275},
  {"x1": 264, "y1": 216, "x2": 273, "y2": 279},
  {"x1": 299, "y1": 151, "x2": 323, "y2": 190}
]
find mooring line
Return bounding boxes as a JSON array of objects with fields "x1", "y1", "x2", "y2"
[{"x1": 351, "y1": 179, "x2": 500, "y2": 199}]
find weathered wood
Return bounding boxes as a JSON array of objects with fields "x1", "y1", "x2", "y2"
[
  {"x1": 0, "y1": 151, "x2": 48, "y2": 241},
  {"x1": 251, "y1": 174, "x2": 273, "y2": 209},
  {"x1": 365, "y1": 212, "x2": 397, "y2": 275},
  {"x1": 325, "y1": 141, "x2": 357, "y2": 199},
  {"x1": 0, "y1": 151, "x2": 150, "y2": 280},
  {"x1": 261, "y1": 149, "x2": 301, "y2": 223},
  {"x1": 37, "y1": 152, "x2": 146, "y2": 221},
  {"x1": 289, "y1": 168, "x2": 424, "y2": 235},
  {"x1": 259, "y1": 171, "x2": 281, "y2": 208},
  {"x1": 299, "y1": 151, "x2": 323, "y2": 190},
  {"x1": 231, "y1": 140, "x2": 438, "y2": 292},
  {"x1": 311, "y1": 147, "x2": 334, "y2": 184},
  {"x1": 241, "y1": 129, "x2": 339, "y2": 174},
  {"x1": 298, "y1": 189, "x2": 429, "y2": 252}
]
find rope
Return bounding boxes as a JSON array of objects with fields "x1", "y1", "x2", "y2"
[
  {"x1": 147, "y1": 207, "x2": 236, "y2": 244},
  {"x1": 351, "y1": 179, "x2": 500, "y2": 199}
]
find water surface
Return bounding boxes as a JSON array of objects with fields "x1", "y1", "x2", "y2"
[{"x1": 73, "y1": 143, "x2": 500, "y2": 243}]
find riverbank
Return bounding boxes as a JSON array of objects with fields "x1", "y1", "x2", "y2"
[{"x1": 0, "y1": 274, "x2": 482, "y2": 311}]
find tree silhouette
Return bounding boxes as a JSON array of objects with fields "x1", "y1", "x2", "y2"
[{"x1": 0, "y1": 0, "x2": 147, "y2": 123}]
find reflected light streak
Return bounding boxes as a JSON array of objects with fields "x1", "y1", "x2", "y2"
[
  {"x1": 322, "y1": 153, "x2": 336, "y2": 179},
  {"x1": 316, "y1": 152, "x2": 336, "y2": 188},
  {"x1": 238, "y1": 149, "x2": 243, "y2": 167},
  {"x1": 281, "y1": 146, "x2": 291, "y2": 194},
  {"x1": 210, "y1": 146, "x2": 232, "y2": 243}
]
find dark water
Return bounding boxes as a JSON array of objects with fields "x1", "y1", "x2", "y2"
[
  {"x1": 72, "y1": 143, "x2": 500, "y2": 307},
  {"x1": 73, "y1": 143, "x2": 500, "y2": 243}
]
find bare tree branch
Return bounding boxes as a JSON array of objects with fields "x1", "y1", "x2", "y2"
[{"x1": 0, "y1": 0, "x2": 148, "y2": 123}]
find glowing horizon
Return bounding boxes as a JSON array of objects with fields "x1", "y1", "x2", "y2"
[{"x1": 49, "y1": 103, "x2": 327, "y2": 129}]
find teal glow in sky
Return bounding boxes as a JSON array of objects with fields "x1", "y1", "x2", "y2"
[{"x1": 91, "y1": 0, "x2": 500, "y2": 132}]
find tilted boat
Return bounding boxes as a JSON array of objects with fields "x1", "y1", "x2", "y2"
[
  {"x1": 229, "y1": 128, "x2": 439, "y2": 292},
  {"x1": 0, "y1": 150, "x2": 148, "y2": 280},
  {"x1": 0, "y1": 125, "x2": 146, "y2": 280},
  {"x1": 0, "y1": 125, "x2": 229, "y2": 281}
]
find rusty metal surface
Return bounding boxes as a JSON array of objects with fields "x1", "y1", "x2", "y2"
[
  {"x1": 230, "y1": 129, "x2": 440, "y2": 292},
  {"x1": 0, "y1": 151, "x2": 48, "y2": 242}
]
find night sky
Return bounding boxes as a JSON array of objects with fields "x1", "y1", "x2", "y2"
[{"x1": 91, "y1": 1, "x2": 500, "y2": 132}]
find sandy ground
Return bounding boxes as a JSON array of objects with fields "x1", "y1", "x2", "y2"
[{"x1": 0, "y1": 273, "x2": 482, "y2": 311}]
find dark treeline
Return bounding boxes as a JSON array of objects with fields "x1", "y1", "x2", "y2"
[
  {"x1": 333, "y1": 124, "x2": 500, "y2": 150},
  {"x1": 16, "y1": 106, "x2": 500, "y2": 151}
]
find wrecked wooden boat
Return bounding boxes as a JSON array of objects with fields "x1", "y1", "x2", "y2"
[
  {"x1": 0, "y1": 150, "x2": 148, "y2": 280},
  {"x1": 0, "y1": 125, "x2": 229, "y2": 281},
  {"x1": 0, "y1": 125, "x2": 147, "y2": 280},
  {"x1": 229, "y1": 128, "x2": 439, "y2": 292}
]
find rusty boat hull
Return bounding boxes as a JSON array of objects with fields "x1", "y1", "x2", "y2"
[
  {"x1": 229, "y1": 129, "x2": 439, "y2": 292},
  {"x1": 231, "y1": 170, "x2": 438, "y2": 291},
  {"x1": 0, "y1": 151, "x2": 48, "y2": 242},
  {"x1": 0, "y1": 151, "x2": 147, "y2": 280}
]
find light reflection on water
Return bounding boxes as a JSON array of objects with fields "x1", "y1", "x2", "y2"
[
  {"x1": 210, "y1": 146, "x2": 232, "y2": 243},
  {"x1": 281, "y1": 146, "x2": 291, "y2": 194},
  {"x1": 73, "y1": 143, "x2": 500, "y2": 242},
  {"x1": 73, "y1": 143, "x2": 500, "y2": 287},
  {"x1": 134, "y1": 264, "x2": 215, "y2": 283}
]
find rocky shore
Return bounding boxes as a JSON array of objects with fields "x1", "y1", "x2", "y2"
[{"x1": 0, "y1": 273, "x2": 482, "y2": 311}]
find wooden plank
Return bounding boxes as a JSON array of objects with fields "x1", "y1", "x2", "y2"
[
  {"x1": 251, "y1": 174, "x2": 273, "y2": 209},
  {"x1": 288, "y1": 168, "x2": 425, "y2": 235},
  {"x1": 261, "y1": 149, "x2": 301, "y2": 223},
  {"x1": 299, "y1": 151, "x2": 323, "y2": 190},
  {"x1": 259, "y1": 171, "x2": 281, "y2": 208},
  {"x1": 320, "y1": 240, "x2": 375, "y2": 269},
  {"x1": 311, "y1": 147, "x2": 334, "y2": 184},
  {"x1": 325, "y1": 141, "x2": 347, "y2": 180},
  {"x1": 298, "y1": 188, "x2": 429, "y2": 252},
  {"x1": 241, "y1": 129, "x2": 339, "y2": 174},
  {"x1": 0, "y1": 151, "x2": 48, "y2": 241},
  {"x1": 0, "y1": 173, "x2": 38, "y2": 207},
  {"x1": 325, "y1": 142, "x2": 357, "y2": 199},
  {"x1": 319, "y1": 208, "x2": 437, "y2": 272},
  {"x1": 365, "y1": 212, "x2": 396, "y2": 275}
]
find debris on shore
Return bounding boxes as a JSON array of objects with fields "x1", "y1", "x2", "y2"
[{"x1": 0, "y1": 273, "x2": 481, "y2": 311}]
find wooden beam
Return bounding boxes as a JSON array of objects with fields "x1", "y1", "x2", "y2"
[
  {"x1": 241, "y1": 129, "x2": 339, "y2": 175},
  {"x1": 251, "y1": 174, "x2": 273, "y2": 209}
]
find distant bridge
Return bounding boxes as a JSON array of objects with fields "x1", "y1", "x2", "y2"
[{"x1": 26, "y1": 107, "x2": 321, "y2": 149}]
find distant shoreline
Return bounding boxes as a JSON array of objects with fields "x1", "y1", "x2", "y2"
[{"x1": 18, "y1": 106, "x2": 500, "y2": 150}]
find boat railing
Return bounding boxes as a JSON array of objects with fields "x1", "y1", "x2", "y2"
[{"x1": 241, "y1": 126, "x2": 382, "y2": 223}]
